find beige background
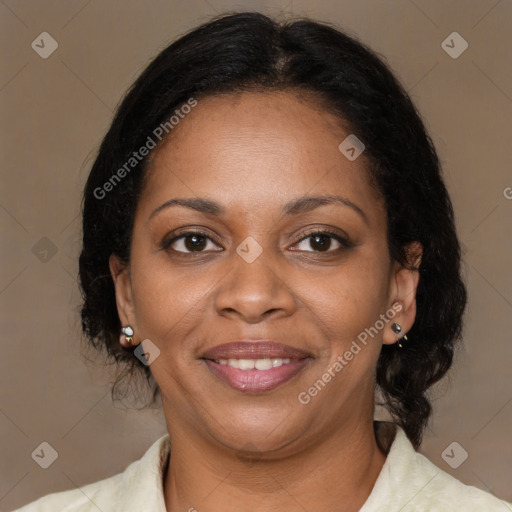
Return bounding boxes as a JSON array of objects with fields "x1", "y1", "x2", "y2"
[{"x1": 1, "y1": 0, "x2": 511, "y2": 509}]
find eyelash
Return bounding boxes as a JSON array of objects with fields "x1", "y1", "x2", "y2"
[{"x1": 161, "y1": 228, "x2": 352, "y2": 256}]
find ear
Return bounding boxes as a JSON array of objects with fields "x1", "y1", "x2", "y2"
[
  {"x1": 109, "y1": 254, "x2": 137, "y2": 346},
  {"x1": 382, "y1": 241, "x2": 423, "y2": 346}
]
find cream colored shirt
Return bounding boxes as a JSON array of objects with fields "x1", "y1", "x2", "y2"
[{"x1": 13, "y1": 422, "x2": 511, "y2": 511}]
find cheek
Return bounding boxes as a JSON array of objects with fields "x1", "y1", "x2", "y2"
[
  {"x1": 306, "y1": 252, "x2": 389, "y2": 333},
  {"x1": 128, "y1": 247, "x2": 211, "y2": 342},
  {"x1": 128, "y1": 254, "x2": 214, "y2": 394}
]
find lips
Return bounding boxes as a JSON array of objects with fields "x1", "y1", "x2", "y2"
[
  {"x1": 201, "y1": 341, "x2": 312, "y2": 393},
  {"x1": 201, "y1": 341, "x2": 311, "y2": 361}
]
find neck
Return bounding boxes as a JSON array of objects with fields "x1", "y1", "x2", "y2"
[{"x1": 163, "y1": 418, "x2": 387, "y2": 512}]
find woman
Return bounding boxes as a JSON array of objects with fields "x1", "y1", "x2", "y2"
[{"x1": 15, "y1": 11, "x2": 510, "y2": 512}]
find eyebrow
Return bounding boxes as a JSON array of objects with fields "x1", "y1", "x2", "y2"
[{"x1": 149, "y1": 194, "x2": 368, "y2": 224}]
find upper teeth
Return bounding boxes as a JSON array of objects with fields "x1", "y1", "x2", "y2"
[{"x1": 217, "y1": 358, "x2": 291, "y2": 370}]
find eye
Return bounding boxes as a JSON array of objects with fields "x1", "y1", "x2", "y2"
[
  {"x1": 162, "y1": 228, "x2": 352, "y2": 256},
  {"x1": 163, "y1": 230, "x2": 222, "y2": 254},
  {"x1": 291, "y1": 230, "x2": 350, "y2": 253}
]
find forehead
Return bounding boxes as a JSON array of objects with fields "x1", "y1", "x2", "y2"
[{"x1": 140, "y1": 90, "x2": 384, "y2": 223}]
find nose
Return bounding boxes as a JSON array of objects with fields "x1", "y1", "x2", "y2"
[{"x1": 213, "y1": 248, "x2": 297, "y2": 324}]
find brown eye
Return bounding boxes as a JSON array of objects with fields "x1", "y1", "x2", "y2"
[
  {"x1": 291, "y1": 230, "x2": 351, "y2": 253},
  {"x1": 164, "y1": 231, "x2": 222, "y2": 254},
  {"x1": 308, "y1": 233, "x2": 335, "y2": 251}
]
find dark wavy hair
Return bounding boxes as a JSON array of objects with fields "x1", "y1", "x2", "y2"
[{"x1": 78, "y1": 11, "x2": 467, "y2": 448}]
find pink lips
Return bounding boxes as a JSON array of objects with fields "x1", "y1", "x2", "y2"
[
  {"x1": 201, "y1": 341, "x2": 311, "y2": 361},
  {"x1": 201, "y1": 341, "x2": 312, "y2": 393}
]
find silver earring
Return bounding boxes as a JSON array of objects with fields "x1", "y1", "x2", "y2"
[
  {"x1": 391, "y1": 323, "x2": 408, "y2": 348},
  {"x1": 121, "y1": 325, "x2": 134, "y2": 345}
]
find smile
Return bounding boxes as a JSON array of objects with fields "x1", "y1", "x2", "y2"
[
  {"x1": 216, "y1": 357, "x2": 292, "y2": 369},
  {"x1": 203, "y1": 357, "x2": 311, "y2": 392}
]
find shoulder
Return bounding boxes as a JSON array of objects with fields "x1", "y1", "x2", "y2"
[
  {"x1": 362, "y1": 422, "x2": 511, "y2": 512},
  {"x1": 405, "y1": 449, "x2": 511, "y2": 510},
  {"x1": 12, "y1": 434, "x2": 171, "y2": 512},
  {"x1": 11, "y1": 472, "x2": 123, "y2": 512}
]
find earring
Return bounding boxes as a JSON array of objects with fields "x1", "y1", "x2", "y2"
[
  {"x1": 120, "y1": 325, "x2": 134, "y2": 345},
  {"x1": 391, "y1": 323, "x2": 408, "y2": 348}
]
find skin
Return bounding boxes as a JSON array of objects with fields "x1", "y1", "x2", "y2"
[{"x1": 110, "y1": 90, "x2": 422, "y2": 512}]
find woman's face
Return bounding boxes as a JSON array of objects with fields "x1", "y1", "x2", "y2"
[{"x1": 111, "y1": 90, "x2": 420, "y2": 456}]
